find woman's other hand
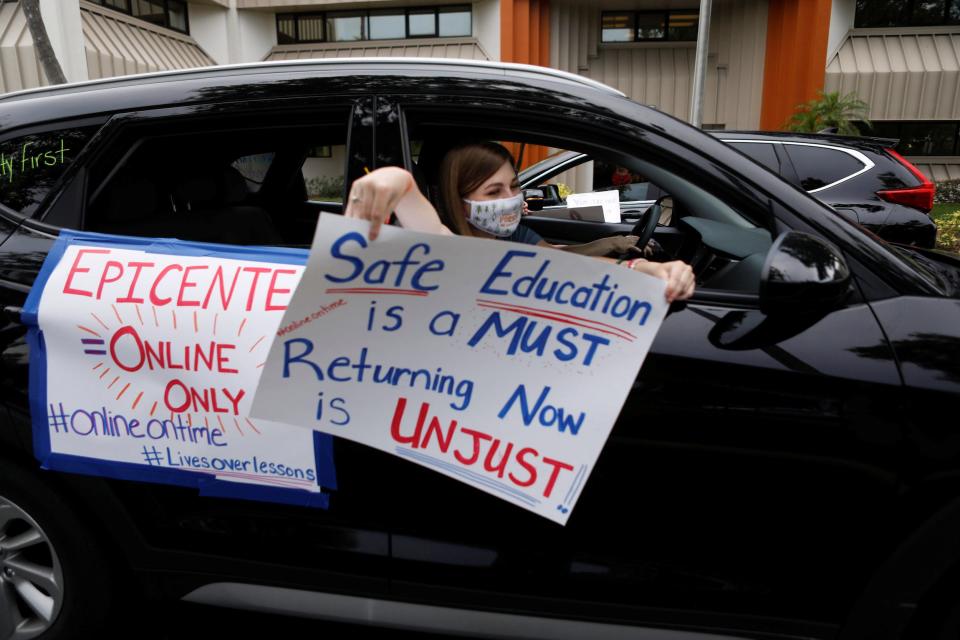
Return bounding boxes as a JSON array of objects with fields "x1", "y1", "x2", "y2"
[{"x1": 628, "y1": 259, "x2": 695, "y2": 303}]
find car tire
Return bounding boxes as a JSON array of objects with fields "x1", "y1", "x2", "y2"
[{"x1": 0, "y1": 462, "x2": 115, "y2": 640}]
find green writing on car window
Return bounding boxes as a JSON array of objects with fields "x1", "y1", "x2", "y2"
[{"x1": 0, "y1": 138, "x2": 71, "y2": 184}]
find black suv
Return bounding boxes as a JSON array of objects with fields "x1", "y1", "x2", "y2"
[
  {"x1": 521, "y1": 131, "x2": 938, "y2": 247},
  {"x1": 0, "y1": 60, "x2": 959, "y2": 640}
]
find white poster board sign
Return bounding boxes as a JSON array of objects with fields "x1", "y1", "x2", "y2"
[
  {"x1": 566, "y1": 190, "x2": 622, "y2": 223},
  {"x1": 251, "y1": 215, "x2": 668, "y2": 524},
  {"x1": 24, "y1": 232, "x2": 335, "y2": 507}
]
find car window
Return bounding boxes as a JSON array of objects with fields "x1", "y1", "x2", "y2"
[
  {"x1": 0, "y1": 126, "x2": 100, "y2": 216},
  {"x1": 231, "y1": 152, "x2": 275, "y2": 193},
  {"x1": 782, "y1": 144, "x2": 866, "y2": 191},
  {"x1": 302, "y1": 144, "x2": 346, "y2": 203},
  {"x1": 522, "y1": 151, "x2": 667, "y2": 204},
  {"x1": 83, "y1": 116, "x2": 350, "y2": 247},
  {"x1": 402, "y1": 110, "x2": 769, "y2": 295},
  {"x1": 727, "y1": 141, "x2": 781, "y2": 174},
  {"x1": 531, "y1": 149, "x2": 590, "y2": 197},
  {"x1": 591, "y1": 158, "x2": 667, "y2": 202}
]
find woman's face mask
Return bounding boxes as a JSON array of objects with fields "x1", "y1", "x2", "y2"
[{"x1": 463, "y1": 192, "x2": 524, "y2": 237}]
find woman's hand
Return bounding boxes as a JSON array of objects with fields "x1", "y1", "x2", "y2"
[
  {"x1": 627, "y1": 259, "x2": 695, "y2": 303},
  {"x1": 344, "y1": 167, "x2": 452, "y2": 240},
  {"x1": 344, "y1": 167, "x2": 414, "y2": 241}
]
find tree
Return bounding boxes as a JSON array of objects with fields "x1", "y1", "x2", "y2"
[
  {"x1": 785, "y1": 90, "x2": 871, "y2": 136},
  {"x1": 19, "y1": 0, "x2": 67, "y2": 85}
]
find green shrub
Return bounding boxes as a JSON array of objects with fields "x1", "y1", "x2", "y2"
[
  {"x1": 936, "y1": 208, "x2": 960, "y2": 254},
  {"x1": 305, "y1": 175, "x2": 344, "y2": 201},
  {"x1": 935, "y1": 179, "x2": 960, "y2": 204}
]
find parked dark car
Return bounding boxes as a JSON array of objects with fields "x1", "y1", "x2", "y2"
[
  {"x1": 520, "y1": 130, "x2": 939, "y2": 248},
  {"x1": 0, "y1": 59, "x2": 959, "y2": 640}
]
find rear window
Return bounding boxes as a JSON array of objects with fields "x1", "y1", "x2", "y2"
[
  {"x1": 0, "y1": 127, "x2": 98, "y2": 216},
  {"x1": 230, "y1": 152, "x2": 275, "y2": 193},
  {"x1": 727, "y1": 141, "x2": 781, "y2": 173},
  {"x1": 782, "y1": 144, "x2": 866, "y2": 191}
]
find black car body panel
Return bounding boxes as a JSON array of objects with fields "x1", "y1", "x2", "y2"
[{"x1": 0, "y1": 60, "x2": 958, "y2": 640}]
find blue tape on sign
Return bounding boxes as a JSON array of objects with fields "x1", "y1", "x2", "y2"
[
  {"x1": 313, "y1": 430, "x2": 338, "y2": 491},
  {"x1": 22, "y1": 229, "x2": 335, "y2": 509}
]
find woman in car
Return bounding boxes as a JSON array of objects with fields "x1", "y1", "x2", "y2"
[{"x1": 345, "y1": 141, "x2": 695, "y2": 303}]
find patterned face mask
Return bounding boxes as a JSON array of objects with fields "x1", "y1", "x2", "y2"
[{"x1": 462, "y1": 193, "x2": 524, "y2": 237}]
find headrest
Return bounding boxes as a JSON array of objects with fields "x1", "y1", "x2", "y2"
[{"x1": 173, "y1": 174, "x2": 218, "y2": 208}]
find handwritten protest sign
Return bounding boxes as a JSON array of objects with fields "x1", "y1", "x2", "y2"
[
  {"x1": 24, "y1": 231, "x2": 335, "y2": 507},
  {"x1": 251, "y1": 215, "x2": 668, "y2": 524},
  {"x1": 0, "y1": 137, "x2": 70, "y2": 184}
]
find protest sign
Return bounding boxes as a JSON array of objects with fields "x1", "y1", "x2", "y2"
[
  {"x1": 23, "y1": 231, "x2": 335, "y2": 507},
  {"x1": 566, "y1": 190, "x2": 622, "y2": 223},
  {"x1": 251, "y1": 215, "x2": 668, "y2": 524}
]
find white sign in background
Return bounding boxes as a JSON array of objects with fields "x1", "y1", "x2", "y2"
[
  {"x1": 36, "y1": 243, "x2": 326, "y2": 495},
  {"x1": 251, "y1": 215, "x2": 668, "y2": 524},
  {"x1": 566, "y1": 190, "x2": 622, "y2": 223}
]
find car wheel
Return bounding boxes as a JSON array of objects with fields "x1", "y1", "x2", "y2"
[{"x1": 0, "y1": 464, "x2": 113, "y2": 640}]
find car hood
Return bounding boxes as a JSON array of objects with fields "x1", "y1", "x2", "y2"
[{"x1": 889, "y1": 244, "x2": 960, "y2": 298}]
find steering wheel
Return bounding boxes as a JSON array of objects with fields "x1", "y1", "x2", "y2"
[{"x1": 628, "y1": 201, "x2": 661, "y2": 254}]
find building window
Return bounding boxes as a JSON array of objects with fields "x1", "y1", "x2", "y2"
[
  {"x1": 408, "y1": 8, "x2": 437, "y2": 37},
  {"x1": 855, "y1": 0, "x2": 960, "y2": 28},
  {"x1": 87, "y1": 0, "x2": 190, "y2": 34},
  {"x1": 277, "y1": 14, "x2": 297, "y2": 44},
  {"x1": 368, "y1": 11, "x2": 406, "y2": 40},
  {"x1": 328, "y1": 12, "x2": 364, "y2": 42},
  {"x1": 856, "y1": 121, "x2": 960, "y2": 156},
  {"x1": 601, "y1": 10, "x2": 699, "y2": 43},
  {"x1": 276, "y1": 5, "x2": 471, "y2": 44},
  {"x1": 439, "y1": 6, "x2": 471, "y2": 36}
]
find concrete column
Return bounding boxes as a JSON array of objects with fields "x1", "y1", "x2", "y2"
[
  {"x1": 226, "y1": 0, "x2": 241, "y2": 62},
  {"x1": 475, "y1": 0, "x2": 501, "y2": 61},
  {"x1": 189, "y1": 3, "x2": 231, "y2": 65},
  {"x1": 39, "y1": 0, "x2": 88, "y2": 82},
  {"x1": 827, "y1": 0, "x2": 856, "y2": 63}
]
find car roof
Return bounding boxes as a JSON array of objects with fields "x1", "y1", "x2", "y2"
[
  {"x1": 0, "y1": 58, "x2": 625, "y2": 103},
  {"x1": 0, "y1": 58, "x2": 630, "y2": 136},
  {"x1": 711, "y1": 130, "x2": 899, "y2": 152}
]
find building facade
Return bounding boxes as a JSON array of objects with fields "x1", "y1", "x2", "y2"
[{"x1": 1, "y1": 0, "x2": 959, "y2": 177}]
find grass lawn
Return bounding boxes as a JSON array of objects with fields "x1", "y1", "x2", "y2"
[
  {"x1": 932, "y1": 203, "x2": 960, "y2": 253},
  {"x1": 933, "y1": 203, "x2": 960, "y2": 221}
]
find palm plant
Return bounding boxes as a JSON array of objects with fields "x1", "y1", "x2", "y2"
[{"x1": 786, "y1": 90, "x2": 871, "y2": 135}]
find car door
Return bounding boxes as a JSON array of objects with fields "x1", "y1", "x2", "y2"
[
  {"x1": 375, "y1": 93, "x2": 906, "y2": 635},
  {"x1": 0, "y1": 94, "x2": 395, "y2": 595}
]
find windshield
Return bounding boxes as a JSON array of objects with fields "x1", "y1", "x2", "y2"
[{"x1": 521, "y1": 150, "x2": 582, "y2": 180}]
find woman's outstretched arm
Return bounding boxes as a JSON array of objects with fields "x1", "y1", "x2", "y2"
[
  {"x1": 343, "y1": 167, "x2": 694, "y2": 302},
  {"x1": 344, "y1": 167, "x2": 451, "y2": 240}
]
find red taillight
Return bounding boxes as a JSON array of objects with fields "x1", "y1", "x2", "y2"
[{"x1": 877, "y1": 147, "x2": 935, "y2": 213}]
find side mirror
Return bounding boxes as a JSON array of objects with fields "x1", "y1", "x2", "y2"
[
  {"x1": 524, "y1": 185, "x2": 561, "y2": 210},
  {"x1": 760, "y1": 231, "x2": 851, "y2": 315}
]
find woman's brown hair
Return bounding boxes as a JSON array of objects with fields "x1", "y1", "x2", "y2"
[{"x1": 437, "y1": 142, "x2": 517, "y2": 236}]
